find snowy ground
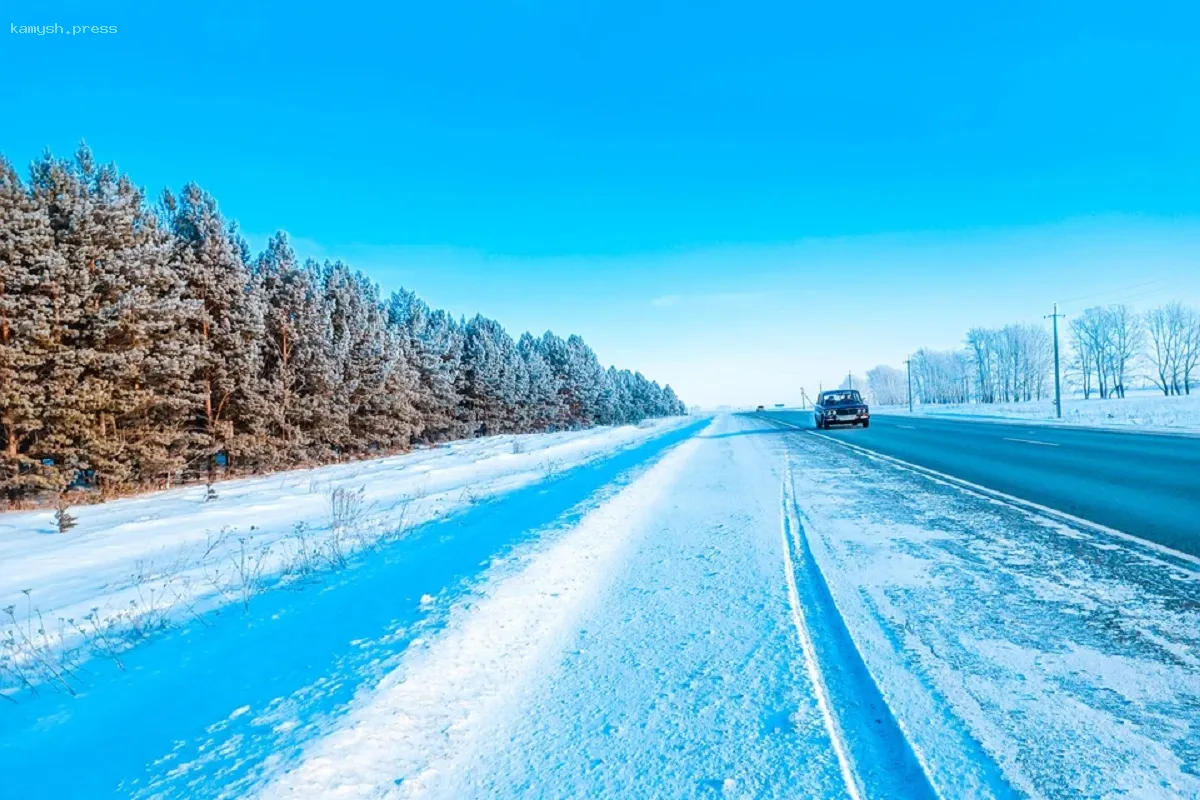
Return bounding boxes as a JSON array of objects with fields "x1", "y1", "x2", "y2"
[
  {"x1": 2, "y1": 413, "x2": 1197, "y2": 798},
  {"x1": 874, "y1": 389, "x2": 1200, "y2": 433},
  {"x1": 0, "y1": 418, "x2": 691, "y2": 696},
  {"x1": 254, "y1": 416, "x2": 856, "y2": 800},
  {"x1": 786, "y1": 431, "x2": 1200, "y2": 799}
]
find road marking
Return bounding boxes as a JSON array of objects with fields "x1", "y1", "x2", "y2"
[
  {"x1": 779, "y1": 472, "x2": 865, "y2": 800},
  {"x1": 763, "y1": 415, "x2": 1200, "y2": 571},
  {"x1": 794, "y1": 426, "x2": 1200, "y2": 572},
  {"x1": 897, "y1": 424, "x2": 916, "y2": 430},
  {"x1": 1002, "y1": 437, "x2": 1060, "y2": 447}
]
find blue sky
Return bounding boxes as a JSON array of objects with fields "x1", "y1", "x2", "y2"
[{"x1": 5, "y1": 0, "x2": 1200, "y2": 406}]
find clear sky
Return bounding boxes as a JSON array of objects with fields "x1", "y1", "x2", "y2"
[{"x1": 5, "y1": 0, "x2": 1200, "y2": 406}]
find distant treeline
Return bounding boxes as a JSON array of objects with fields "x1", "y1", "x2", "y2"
[
  {"x1": 860, "y1": 303, "x2": 1200, "y2": 406},
  {"x1": 0, "y1": 146, "x2": 685, "y2": 503}
]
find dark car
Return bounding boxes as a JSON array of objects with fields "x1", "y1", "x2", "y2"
[{"x1": 813, "y1": 389, "x2": 870, "y2": 429}]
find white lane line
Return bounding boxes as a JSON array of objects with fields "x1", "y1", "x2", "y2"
[
  {"x1": 800, "y1": 428, "x2": 1200, "y2": 572},
  {"x1": 779, "y1": 471, "x2": 865, "y2": 800},
  {"x1": 897, "y1": 425, "x2": 916, "y2": 430},
  {"x1": 1002, "y1": 437, "x2": 1060, "y2": 447}
]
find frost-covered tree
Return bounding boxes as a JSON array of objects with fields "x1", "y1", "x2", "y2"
[
  {"x1": 0, "y1": 156, "x2": 64, "y2": 497},
  {"x1": 386, "y1": 290, "x2": 467, "y2": 442},
  {"x1": 162, "y1": 183, "x2": 266, "y2": 465},
  {"x1": 517, "y1": 332, "x2": 561, "y2": 430},
  {"x1": 0, "y1": 145, "x2": 686, "y2": 505},
  {"x1": 254, "y1": 237, "x2": 339, "y2": 462},
  {"x1": 1146, "y1": 302, "x2": 1200, "y2": 396},
  {"x1": 323, "y1": 262, "x2": 420, "y2": 453},
  {"x1": 459, "y1": 315, "x2": 521, "y2": 434},
  {"x1": 26, "y1": 146, "x2": 199, "y2": 491},
  {"x1": 865, "y1": 365, "x2": 906, "y2": 406}
]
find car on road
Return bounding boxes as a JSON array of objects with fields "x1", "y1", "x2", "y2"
[
  {"x1": 756, "y1": 405, "x2": 765, "y2": 411},
  {"x1": 814, "y1": 389, "x2": 870, "y2": 429}
]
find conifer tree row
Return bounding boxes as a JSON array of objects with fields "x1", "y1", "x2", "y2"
[{"x1": 0, "y1": 146, "x2": 686, "y2": 503}]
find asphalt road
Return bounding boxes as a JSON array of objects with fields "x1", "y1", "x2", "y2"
[{"x1": 761, "y1": 411, "x2": 1200, "y2": 558}]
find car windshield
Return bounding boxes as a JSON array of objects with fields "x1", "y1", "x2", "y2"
[{"x1": 823, "y1": 391, "x2": 861, "y2": 405}]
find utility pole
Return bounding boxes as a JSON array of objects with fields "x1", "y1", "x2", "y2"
[
  {"x1": 1046, "y1": 303, "x2": 1065, "y2": 419},
  {"x1": 905, "y1": 357, "x2": 913, "y2": 413},
  {"x1": 847, "y1": 371, "x2": 853, "y2": 390}
]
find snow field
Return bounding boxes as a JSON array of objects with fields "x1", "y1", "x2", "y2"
[
  {"x1": 785, "y1": 428, "x2": 1200, "y2": 798},
  {"x1": 4, "y1": 411, "x2": 1196, "y2": 799},
  {"x1": 254, "y1": 422, "x2": 708, "y2": 798},
  {"x1": 390, "y1": 412, "x2": 849, "y2": 798},
  {"x1": 0, "y1": 418, "x2": 691, "y2": 696},
  {"x1": 874, "y1": 388, "x2": 1200, "y2": 433}
]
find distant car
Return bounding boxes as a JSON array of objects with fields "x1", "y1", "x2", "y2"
[
  {"x1": 756, "y1": 405, "x2": 765, "y2": 411},
  {"x1": 814, "y1": 390, "x2": 870, "y2": 429}
]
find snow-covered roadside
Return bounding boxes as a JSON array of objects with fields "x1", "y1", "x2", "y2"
[
  {"x1": 253, "y1": 421, "x2": 710, "y2": 799},
  {"x1": 406, "y1": 414, "x2": 852, "y2": 799},
  {"x1": 0, "y1": 418, "x2": 692, "y2": 695},
  {"x1": 785, "y1": 431, "x2": 1200, "y2": 799},
  {"x1": 873, "y1": 390, "x2": 1200, "y2": 434}
]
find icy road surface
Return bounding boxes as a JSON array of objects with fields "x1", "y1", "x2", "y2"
[{"x1": 2, "y1": 414, "x2": 1198, "y2": 799}]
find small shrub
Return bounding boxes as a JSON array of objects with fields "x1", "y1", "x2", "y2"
[
  {"x1": 54, "y1": 498, "x2": 77, "y2": 534},
  {"x1": 329, "y1": 486, "x2": 367, "y2": 533}
]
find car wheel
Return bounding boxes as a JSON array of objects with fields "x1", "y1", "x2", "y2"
[{"x1": 862, "y1": 420, "x2": 870, "y2": 428}]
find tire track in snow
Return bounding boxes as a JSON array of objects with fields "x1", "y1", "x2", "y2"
[
  {"x1": 779, "y1": 477, "x2": 866, "y2": 800},
  {"x1": 779, "y1": 466, "x2": 939, "y2": 800},
  {"x1": 252, "y1": 430, "x2": 706, "y2": 799}
]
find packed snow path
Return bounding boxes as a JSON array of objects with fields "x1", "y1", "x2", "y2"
[{"x1": 2, "y1": 415, "x2": 1198, "y2": 798}]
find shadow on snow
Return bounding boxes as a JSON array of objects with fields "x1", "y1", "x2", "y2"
[{"x1": 0, "y1": 421, "x2": 705, "y2": 799}]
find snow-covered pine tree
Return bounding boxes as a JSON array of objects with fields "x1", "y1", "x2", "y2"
[
  {"x1": 459, "y1": 315, "x2": 521, "y2": 435},
  {"x1": 88, "y1": 155, "x2": 200, "y2": 489},
  {"x1": 606, "y1": 366, "x2": 634, "y2": 424},
  {"x1": 0, "y1": 156, "x2": 65, "y2": 499},
  {"x1": 536, "y1": 332, "x2": 575, "y2": 426},
  {"x1": 386, "y1": 290, "x2": 465, "y2": 442},
  {"x1": 0, "y1": 144, "x2": 687, "y2": 504},
  {"x1": 323, "y1": 262, "x2": 419, "y2": 453},
  {"x1": 25, "y1": 150, "x2": 97, "y2": 492},
  {"x1": 662, "y1": 384, "x2": 685, "y2": 415},
  {"x1": 564, "y1": 335, "x2": 608, "y2": 426},
  {"x1": 27, "y1": 145, "x2": 198, "y2": 492},
  {"x1": 517, "y1": 332, "x2": 560, "y2": 431},
  {"x1": 254, "y1": 235, "x2": 338, "y2": 464},
  {"x1": 162, "y1": 183, "x2": 266, "y2": 473}
]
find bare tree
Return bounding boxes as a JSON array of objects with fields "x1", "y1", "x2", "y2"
[
  {"x1": 866, "y1": 365, "x2": 907, "y2": 406},
  {"x1": 1069, "y1": 306, "x2": 1138, "y2": 400},
  {"x1": 1146, "y1": 302, "x2": 1185, "y2": 395},
  {"x1": 966, "y1": 328, "x2": 999, "y2": 403},
  {"x1": 911, "y1": 349, "x2": 970, "y2": 404},
  {"x1": 1179, "y1": 306, "x2": 1200, "y2": 395},
  {"x1": 1103, "y1": 305, "x2": 1141, "y2": 398},
  {"x1": 963, "y1": 324, "x2": 1050, "y2": 403}
]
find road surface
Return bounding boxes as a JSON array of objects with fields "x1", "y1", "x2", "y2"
[
  {"x1": 1, "y1": 414, "x2": 1197, "y2": 799},
  {"x1": 762, "y1": 410, "x2": 1200, "y2": 557}
]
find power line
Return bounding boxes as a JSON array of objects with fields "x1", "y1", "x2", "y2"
[{"x1": 1057, "y1": 277, "x2": 1167, "y2": 306}]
